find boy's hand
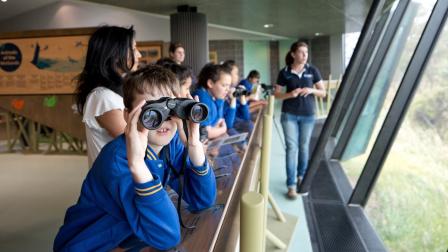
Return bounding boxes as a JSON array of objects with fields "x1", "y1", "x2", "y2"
[
  {"x1": 125, "y1": 100, "x2": 153, "y2": 183},
  {"x1": 186, "y1": 96, "x2": 206, "y2": 167}
]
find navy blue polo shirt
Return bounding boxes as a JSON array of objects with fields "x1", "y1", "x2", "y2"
[{"x1": 276, "y1": 64, "x2": 322, "y2": 116}]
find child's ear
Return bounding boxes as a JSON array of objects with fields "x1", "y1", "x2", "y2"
[
  {"x1": 206, "y1": 79, "x2": 214, "y2": 89},
  {"x1": 123, "y1": 108, "x2": 129, "y2": 122}
]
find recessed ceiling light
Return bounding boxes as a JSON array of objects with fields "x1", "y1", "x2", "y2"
[
  {"x1": 264, "y1": 24, "x2": 274, "y2": 28},
  {"x1": 1, "y1": 0, "x2": 7, "y2": 3},
  {"x1": 315, "y1": 33, "x2": 322, "y2": 36}
]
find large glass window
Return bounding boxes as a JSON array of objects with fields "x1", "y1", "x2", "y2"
[
  {"x1": 340, "y1": 0, "x2": 437, "y2": 186},
  {"x1": 365, "y1": 16, "x2": 448, "y2": 252},
  {"x1": 333, "y1": 1, "x2": 398, "y2": 142}
]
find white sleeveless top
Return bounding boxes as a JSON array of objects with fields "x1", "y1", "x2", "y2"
[{"x1": 83, "y1": 87, "x2": 124, "y2": 167}]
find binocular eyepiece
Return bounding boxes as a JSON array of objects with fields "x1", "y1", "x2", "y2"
[
  {"x1": 233, "y1": 85, "x2": 251, "y2": 98},
  {"x1": 139, "y1": 97, "x2": 209, "y2": 130}
]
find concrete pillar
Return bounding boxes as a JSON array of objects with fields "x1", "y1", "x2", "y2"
[{"x1": 170, "y1": 6, "x2": 208, "y2": 76}]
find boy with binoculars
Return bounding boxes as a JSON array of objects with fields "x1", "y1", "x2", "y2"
[{"x1": 54, "y1": 65, "x2": 216, "y2": 251}]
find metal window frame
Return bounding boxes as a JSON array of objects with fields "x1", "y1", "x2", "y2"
[
  {"x1": 331, "y1": 0, "x2": 410, "y2": 159},
  {"x1": 299, "y1": 0, "x2": 386, "y2": 193},
  {"x1": 350, "y1": 0, "x2": 448, "y2": 206},
  {"x1": 331, "y1": 4, "x2": 393, "y2": 140}
]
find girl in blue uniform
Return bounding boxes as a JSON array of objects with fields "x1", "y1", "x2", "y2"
[
  {"x1": 54, "y1": 65, "x2": 216, "y2": 251},
  {"x1": 192, "y1": 63, "x2": 231, "y2": 140},
  {"x1": 221, "y1": 60, "x2": 252, "y2": 135}
]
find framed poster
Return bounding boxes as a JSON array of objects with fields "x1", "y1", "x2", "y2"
[
  {"x1": 137, "y1": 41, "x2": 163, "y2": 66},
  {"x1": 209, "y1": 50, "x2": 218, "y2": 64},
  {"x1": 0, "y1": 28, "x2": 164, "y2": 95},
  {"x1": 0, "y1": 28, "x2": 96, "y2": 95}
]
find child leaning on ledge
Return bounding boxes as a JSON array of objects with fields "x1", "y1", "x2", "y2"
[{"x1": 53, "y1": 65, "x2": 217, "y2": 251}]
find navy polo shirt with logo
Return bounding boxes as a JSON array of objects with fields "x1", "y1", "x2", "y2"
[{"x1": 276, "y1": 64, "x2": 322, "y2": 116}]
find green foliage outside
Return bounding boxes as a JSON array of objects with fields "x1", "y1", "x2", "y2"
[{"x1": 341, "y1": 12, "x2": 448, "y2": 252}]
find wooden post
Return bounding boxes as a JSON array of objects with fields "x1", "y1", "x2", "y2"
[{"x1": 241, "y1": 192, "x2": 265, "y2": 252}]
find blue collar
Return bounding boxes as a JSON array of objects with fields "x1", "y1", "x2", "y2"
[{"x1": 145, "y1": 145, "x2": 159, "y2": 161}]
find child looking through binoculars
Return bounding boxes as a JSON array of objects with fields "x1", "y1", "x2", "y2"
[{"x1": 54, "y1": 65, "x2": 216, "y2": 251}]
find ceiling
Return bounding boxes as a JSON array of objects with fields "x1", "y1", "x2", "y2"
[{"x1": 0, "y1": 0, "x2": 373, "y2": 38}]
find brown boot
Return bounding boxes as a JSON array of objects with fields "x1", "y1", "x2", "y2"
[{"x1": 286, "y1": 188, "x2": 297, "y2": 200}]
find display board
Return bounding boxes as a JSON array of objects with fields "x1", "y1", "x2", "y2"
[
  {"x1": 0, "y1": 29, "x2": 94, "y2": 95},
  {"x1": 0, "y1": 28, "x2": 163, "y2": 95},
  {"x1": 137, "y1": 41, "x2": 163, "y2": 66}
]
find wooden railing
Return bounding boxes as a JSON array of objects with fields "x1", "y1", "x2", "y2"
[{"x1": 315, "y1": 76, "x2": 342, "y2": 118}]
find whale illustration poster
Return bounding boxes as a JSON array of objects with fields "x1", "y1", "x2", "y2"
[{"x1": 0, "y1": 33, "x2": 90, "y2": 94}]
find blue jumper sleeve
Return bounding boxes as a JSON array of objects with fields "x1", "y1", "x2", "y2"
[
  {"x1": 223, "y1": 100, "x2": 237, "y2": 129},
  {"x1": 238, "y1": 102, "x2": 250, "y2": 121},
  {"x1": 167, "y1": 135, "x2": 217, "y2": 211},
  {"x1": 114, "y1": 154, "x2": 181, "y2": 251}
]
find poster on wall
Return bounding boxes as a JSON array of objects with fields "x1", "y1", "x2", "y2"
[
  {"x1": 0, "y1": 32, "x2": 91, "y2": 95},
  {"x1": 209, "y1": 51, "x2": 218, "y2": 64},
  {"x1": 137, "y1": 41, "x2": 163, "y2": 67},
  {"x1": 0, "y1": 29, "x2": 164, "y2": 95}
]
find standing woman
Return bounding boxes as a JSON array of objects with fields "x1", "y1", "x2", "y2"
[
  {"x1": 169, "y1": 42, "x2": 185, "y2": 65},
  {"x1": 75, "y1": 26, "x2": 141, "y2": 167},
  {"x1": 274, "y1": 41, "x2": 326, "y2": 199}
]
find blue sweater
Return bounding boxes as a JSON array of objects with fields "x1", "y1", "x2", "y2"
[
  {"x1": 192, "y1": 87, "x2": 224, "y2": 127},
  {"x1": 54, "y1": 134, "x2": 216, "y2": 251},
  {"x1": 223, "y1": 100, "x2": 250, "y2": 129},
  {"x1": 239, "y1": 79, "x2": 253, "y2": 92}
]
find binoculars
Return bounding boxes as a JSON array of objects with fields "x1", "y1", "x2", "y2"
[
  {"x1": 260, "y1": 83, "x2": 274, "y2": 91},
  {"x1": 233, "y1": 85, "x2": 251, "y2": 98},
  {"x1": 139, "y1": 97, "x2": 209, "y2": 130}
]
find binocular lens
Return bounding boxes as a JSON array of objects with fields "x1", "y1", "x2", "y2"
[
  {"x1": 141, "y1": 110, "x2": 162, "y2": 129},
  {"x1": 190, "y1": 104, "x2": 207, "y2": 122}
]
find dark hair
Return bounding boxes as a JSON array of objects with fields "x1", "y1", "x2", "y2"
[
  {"x1": 75, "y1": 25, "x2": 135, "y2": 114},
  {"x1": 169, "y1": 42, "x2": 184, "y2": 54},
  {"x1": 157, "y1": 58, "x2": 192, "y2": 85},
  {"x1": 197, "y1": 63, "x2": 229, "y2": 89},
  {"x1": 285, "y1": 41, "x2": 308, "y2": 66},
  {"x1": 247, "y1": 70, "x2": 260, "y2": 79},
  {"x1": 156, "y1": 57, "x2": 176, "y2": 68},
  {"x1": 221, "y1": 60, "x2": 237, "y2": 74},
  {"x1": 123, "y1": 65, "x2": 180, "y2": 110},
  {"x1": 168, "y1": 64, "x2": 193, "y2": 86}
]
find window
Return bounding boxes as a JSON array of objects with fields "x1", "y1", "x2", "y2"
[
  {"x1": 365, "y1": 16, "x2": 448, "y2": 251},
  {"x1": 343, "y1": 32, "x2": 360, "y2": 68},
  {"x1": 339, "y1": 0, "x2": 437, "y2": 186}
]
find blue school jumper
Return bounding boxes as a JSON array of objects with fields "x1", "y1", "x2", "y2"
[
  {"x1": 239, "y1": 79, "x2": 253, "y2": 92},
  {"x1": 192, "y1": 87, "x2": 225, "y2": 127},
  {"x1": 223, "y1": 99, "x2": 250, "y2": 129},
  {"x1": 53, "y1": 133, "x2": 216, "y2": 251}
]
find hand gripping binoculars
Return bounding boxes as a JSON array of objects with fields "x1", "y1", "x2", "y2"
[
  {"x1": 139, "y1": 97, "x2": 209, "y2": 130},
  {"x1": 233, "y1": 85, "x2": 251, "y2": 98}
]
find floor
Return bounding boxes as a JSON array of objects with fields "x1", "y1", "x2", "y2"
[
  {"x1": 0, "y1": 104, "x2": 312, "y2": 252},
  {"x1": 268, "y1": 111, "x2": 313, "y2": 252}
]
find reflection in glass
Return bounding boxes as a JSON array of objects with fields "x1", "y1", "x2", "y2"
[
  {"x1": 365, "y1": 16, "x2": 448, "y2": 252},
  {"x1": 340, "y1": 0, "x2": 437, "y2": 186}
]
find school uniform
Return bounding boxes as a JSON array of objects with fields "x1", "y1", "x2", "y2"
[
  {"x1": 192, "y1": 87, "x2": 225, "y2": 128},
  {"x1": 53, "y1": 133, "x2": 216, "y2": 251},
  {"x1": 223, "y1": 99, "x2": 252, "y2": 133}
]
